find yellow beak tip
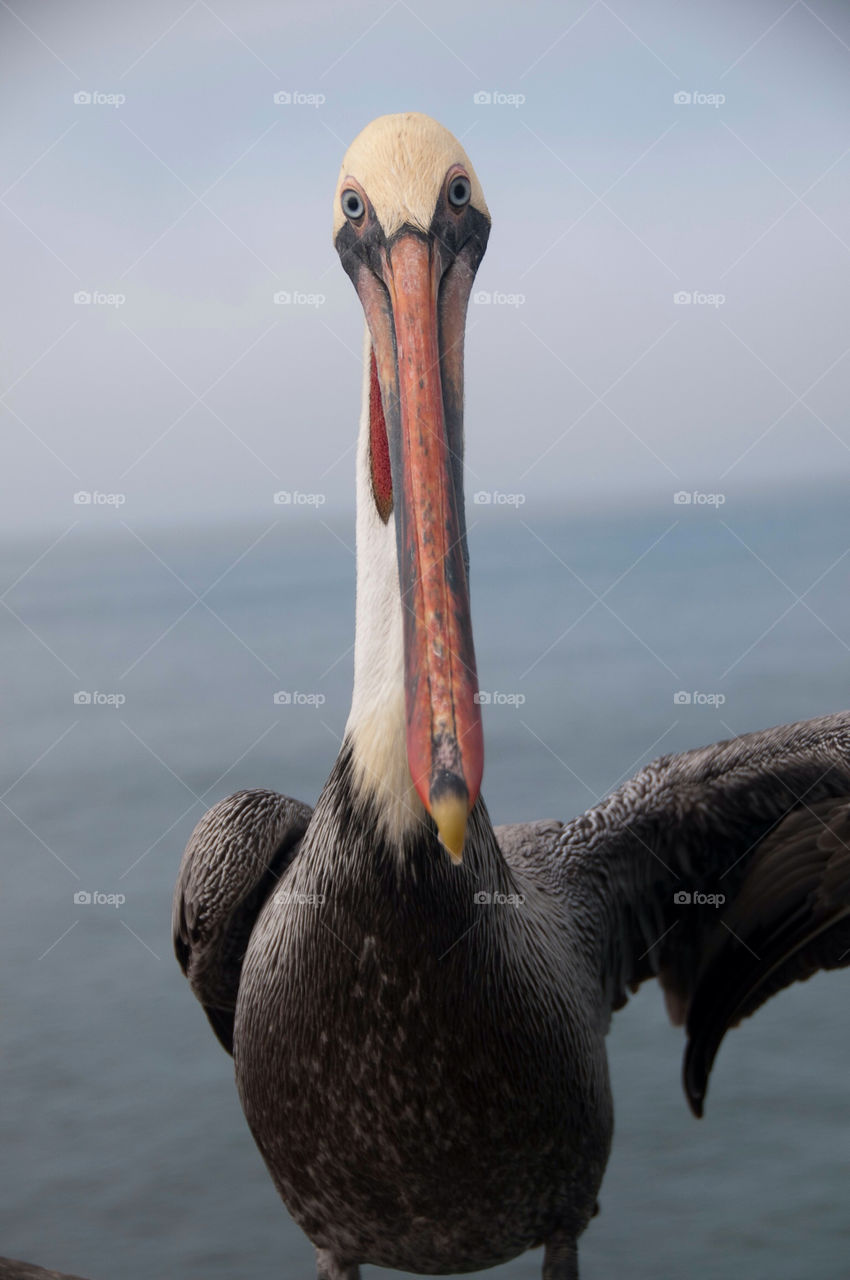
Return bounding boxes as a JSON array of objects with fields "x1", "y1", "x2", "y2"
[{"x1": 430, "y1": 794, "x2": 468, "y2": 863}]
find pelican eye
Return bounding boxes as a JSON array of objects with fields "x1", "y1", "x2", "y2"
[
  {"x1": 342, "y1": 189, "x2": 365, "y2": 220},
  {"x1": 448, "y1": 174, "x2": 471, "y2": 208}
]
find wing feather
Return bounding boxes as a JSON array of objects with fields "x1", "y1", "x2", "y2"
[
  {"x1": 545, "y1": 712, "x2": 850, "y2": 1113},
  {"x1": 173, "y1": 788, "x2": 312, "y2": 1053},
  {"x1": 683, "y1": 798, "x2": 850, "y2": 1113}
]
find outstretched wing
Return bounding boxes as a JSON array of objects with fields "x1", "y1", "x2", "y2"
[
  {"x1": 173, "y1": 789, "x2": 312, "y2": 1053},
  {"x1": 548, "y1": 712, "x2": 850, "y2": 1116}
]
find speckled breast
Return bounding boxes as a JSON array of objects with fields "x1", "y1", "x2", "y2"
[{"x1": 233, "y1": 874, "x2": 611, "y2": 1273}]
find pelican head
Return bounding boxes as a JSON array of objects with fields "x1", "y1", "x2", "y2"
[{"x1": 334, "y1": 113, "x2": 491, "y2": 861}]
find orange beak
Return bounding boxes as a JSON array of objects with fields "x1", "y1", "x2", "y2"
[{"x1": 356, "y1": 231, "x2": 483, "y2": 860}]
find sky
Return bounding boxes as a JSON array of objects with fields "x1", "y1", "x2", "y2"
[{"x1": 2, "y1": 0, "x2": 850, "y2": 534}]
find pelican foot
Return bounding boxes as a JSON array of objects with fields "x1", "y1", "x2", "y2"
[
  {"x1": 315, "y1": 1249, "x2": 360, "y2": 1279},
  {"x1": 542, "y1": 1232, "x2": 579, "y2": 1280}
]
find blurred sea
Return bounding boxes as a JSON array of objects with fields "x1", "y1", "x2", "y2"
[{"x1": 3, "y1": 487, "x2": 850, "y2": 1280}]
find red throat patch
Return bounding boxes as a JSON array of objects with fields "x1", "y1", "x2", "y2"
[{"x1": 369, "y1": 347, "x2": 393, "y2": 522}]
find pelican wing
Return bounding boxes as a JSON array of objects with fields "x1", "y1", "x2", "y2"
[
  {"x1": 173, "y1": 789, "x2": 312, "y2": 1053},
  {"x1": 548, "y1": 712, "x2": 850, "y2": 1115}
]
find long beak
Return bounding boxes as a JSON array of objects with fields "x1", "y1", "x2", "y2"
[{"x1": 357, "y1": 231, "x2": 483, "y2": 861}]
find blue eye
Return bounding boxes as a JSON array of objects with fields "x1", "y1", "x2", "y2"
[
  {"x1": 448, "y1": 175, "x2": 471, "y2": 208},
  {"x1": 342, "y1": 189, "x2": 365, "y2": 220}
]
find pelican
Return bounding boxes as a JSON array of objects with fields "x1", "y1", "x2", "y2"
[{"x1": 174, "y1": 113, "x2": 850, "y2": 1279}]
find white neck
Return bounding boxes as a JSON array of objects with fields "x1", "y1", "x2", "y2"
[{"x1": 345, "y1": 327, "x2": 426, "y2": 843}]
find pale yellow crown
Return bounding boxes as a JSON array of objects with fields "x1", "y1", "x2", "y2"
[{"x1": 332, "y1": 112, "x2": 489, "y2": 240}]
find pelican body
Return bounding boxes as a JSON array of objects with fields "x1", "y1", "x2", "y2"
[{"x1": 174, "y1": 114, "x2": 850, "y2": 1279}]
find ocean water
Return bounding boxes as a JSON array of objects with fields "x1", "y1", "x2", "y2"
[{"x1": 3, "y1": 489, "x2": 850, "y2": 1280}]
